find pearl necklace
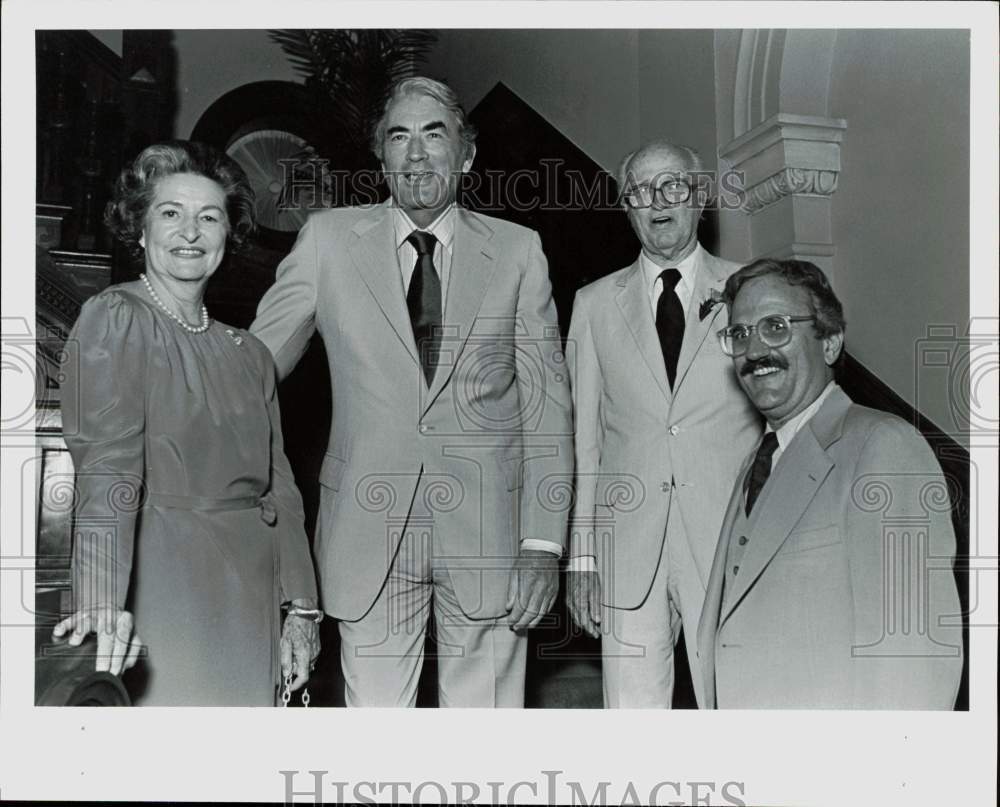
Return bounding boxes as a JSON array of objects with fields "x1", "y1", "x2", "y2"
[{"x1": 140, "y1": 273, "x2": 211, "y2": 334}]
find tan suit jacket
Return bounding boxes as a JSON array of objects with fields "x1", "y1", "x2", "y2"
[
  {"x1": 698, "y1": 387, "x2": 963, "y2": 709},
  {"x1": 251, "y1": 204, "x2": 573, "y2": 620},
  {"x1": 567, "y1": 248, "x2": 762, "y2": 607}
]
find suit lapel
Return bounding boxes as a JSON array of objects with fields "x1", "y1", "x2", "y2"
[
  {"x1": 346, "y1": 204, "x2": 420, "y2": 366},
  {"x1": 673, "y1": 250, "x2": 729, "y2": 393},
  {"x1": 719, "y1": 389, "x2": 851, "y2": 624},
  {"x1": 615, "y1": 263, "x2": 671, "y2": 401},
  {"x1": 423, "y1": 210, "x2": 498, "y2": 411}
]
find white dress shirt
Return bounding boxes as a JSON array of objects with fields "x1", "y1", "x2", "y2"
[
  {"x1": 641, "y1": 242, "x2": 703, "y2": 319},
  {"x1": 393, "y1": 206, "x2": 561, "y2": 559},
  {"x1": 767, "y1": 380, "x2": 838, "y2": 464},
  {"x1": 392, "y1": 205, "x2": 456, "y2": 310}
]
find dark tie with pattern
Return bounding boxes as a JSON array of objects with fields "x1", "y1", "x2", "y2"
[
  {"x1": 655, "y1": 268, "x2": 684, "y2": 389},
  {"x1": 405, "y1": 230, "x2": 441, "y2": 385},
  {"x1": 744, "y1": 431, "x2": 779, "y2": 516}
]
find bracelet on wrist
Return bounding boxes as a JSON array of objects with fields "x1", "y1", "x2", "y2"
[{"x1": 285, "y1": 605, "x2": 324, "y2": 624}]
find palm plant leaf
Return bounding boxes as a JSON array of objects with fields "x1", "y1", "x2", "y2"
[
  {"x1": 268, "y1": 28, "x2": 439, "y2": 205},
  {"x1": 269, "y1": 29, "x2": 437, "y2": 152}
]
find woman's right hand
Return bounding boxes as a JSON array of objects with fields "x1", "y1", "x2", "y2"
[{"x1": 52, "y1": 607, "x2": 143, "y2": 676}]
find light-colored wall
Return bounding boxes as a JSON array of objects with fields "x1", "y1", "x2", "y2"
[
  {"x1": 112, "y1": 28, "x2": 718, "y2": 182},
  {"x1": 637, "y1": 30, "x2": 718, "y2": 169},
  {"x1": 424, "y1": 28, "x2": 726, "y2": 253},
  {"x1": 713, "y1": 30, "x2": 753, "y2": 263},
  {"x1": 171, "y1": 30, "x2": 296, "y2": 139},
  {"x1": 90, "y1": 29, "x2": 297, "y2": 138},
  {"x1": 828, "y1": 29, "x2": 969, "y2": 436},
  {"x1": 425, "y1": 28, "x2": 719, "y2": 174},
  {"x1": 424, "y1": 29, "x2": 640, "y2": 173}
]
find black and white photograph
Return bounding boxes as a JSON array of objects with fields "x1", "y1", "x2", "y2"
[{"x1": 1, "y1": 1, "x2": 997, "y2": 805}]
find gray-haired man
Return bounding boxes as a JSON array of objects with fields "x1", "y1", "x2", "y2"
[
  {"x1": 252, "y1": 77, "x2": 573, "y2": 706},
  {"x1": 566, "y1": 141, "x2": 761, "y2": 707}
]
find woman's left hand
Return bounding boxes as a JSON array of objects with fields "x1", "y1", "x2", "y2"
[{"x1": 280, "y1": 599, "x2": 321, "y2": 692}]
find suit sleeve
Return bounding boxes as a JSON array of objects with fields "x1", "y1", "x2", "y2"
[
  {"x1": 259, "y1": 349, "x2": 318, "y2": 603},
  {"x1": 566, "y1": 290, "x2": 602, "y2": 561},
  {"x1": 846, "y1": 419, "x2": 963, "y2": 709},
  {"x1": 62, "y1": 293, "x2": 147, "y2": 611},
  {"x1": 514, "y1": 231, "x2": 574, "y2": 552},
  {"x1": 249, "y1": 214, "x2": 321, "y2": 380}
]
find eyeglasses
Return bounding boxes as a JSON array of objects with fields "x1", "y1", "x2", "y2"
[
  {"x1": 621, "y1": 177, "x2": 693, "y2": 209},
  {"x1": 717, "y1": 314, "x2": 816, "y2": 357}
]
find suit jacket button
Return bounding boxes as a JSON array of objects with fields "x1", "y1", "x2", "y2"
[
  {"x1": 733, "y1": 565, "x2": 740, "y2": 575},
  {"x1": 661, "y1": 481, "x2": 670, "y2": 493},
  {"x1": 668, "y1": 425, "x2": 679, "y2": 436},
  {"x1": 738, "y1": 535, "x2": 748, "y2": 546},
  {"x1": 419, "y1": 424, "x2": 428, "y2": 434}
]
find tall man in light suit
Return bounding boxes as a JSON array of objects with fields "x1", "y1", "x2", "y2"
[
  {"x1": 251, "y1": 78, "x2": 573, "y2": 707},
  {"x1": 566, "y1": 141, "x2": 761, "y2": 707},
  {"x1": 698, "y1": 259, "x2": 962, "y2": 708}
]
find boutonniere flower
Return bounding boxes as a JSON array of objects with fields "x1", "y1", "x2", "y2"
[{"x1": 698, "y1": 289, "x2": 725, "y2": 321}]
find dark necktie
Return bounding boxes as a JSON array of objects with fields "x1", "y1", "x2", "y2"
[
  {"x1": 405, "y1": 230, "x2": 441, "y2": 385},
  {"x1": 655, "y1": 268, "x2": 684, "y2": 389},
  {"x1": 744, "y1": 432, "x2": 779, "y2": 516}
]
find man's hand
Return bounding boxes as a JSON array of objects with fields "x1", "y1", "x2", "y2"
[
  {"x1": 52, "y1": 606, "x2": 143, "y2": 675},
  {"x1": 566, "y1": 570, "x2": 602, "y2": 639},
  {"x1": 505, "y1": 549, "x2": 559, "y2": 632},
  {"x1": 280, "y1": 598, "x2": 321, "y2": 693}
]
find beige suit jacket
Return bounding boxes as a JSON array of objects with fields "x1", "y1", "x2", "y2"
[
  {"x1": 251, "y1": 204, "x2": 573, "y2": 620},
  {"x1": 698, "y1": 387, "x2": 963, "y2": 709},
  {"x1": 567, "y1": 248, "x2": 762, "y2": 608}
]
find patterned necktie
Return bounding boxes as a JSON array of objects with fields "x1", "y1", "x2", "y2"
[
  {"x1": 655, "y1": 268, "x2": 684, "y2": 389},
  {"x1": 744, "y1": 431, "x2": 779, "y2": 516},
  {"x1": 405, "y1": 230, "x2": 441, "y2": 385}
]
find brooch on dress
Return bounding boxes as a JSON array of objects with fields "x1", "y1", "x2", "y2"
[{"x1": 225, "y1": 328, "x2": 245, "y2": 346}]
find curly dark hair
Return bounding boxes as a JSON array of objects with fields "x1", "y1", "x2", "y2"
[
  {"x1": 723, "y1": 258, "x2": 846, "y2": 339},
  {"x1": 104, "y1": 140, "x2": 256, "y2": 259}
]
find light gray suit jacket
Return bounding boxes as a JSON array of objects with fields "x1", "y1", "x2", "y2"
[
  {"x1": 567, "y1": 247, "x2": 762, "y2": 608},
  {"x1": 251, "y1": 204, "x2": 573, "y2": 620},
  {"x1": 698, "y1": 387, "x2": 963, "y2": 709}
]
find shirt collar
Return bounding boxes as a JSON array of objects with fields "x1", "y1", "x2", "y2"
[
  {"x1": 640, "y1": 241, "x2": 702, "y2": 293},
  {"x1": 393, "y1": 204, "x2": 457, "y2": 250},
  {"x1": 767, "y1": 380, "x2": 839, "y2": 452}
]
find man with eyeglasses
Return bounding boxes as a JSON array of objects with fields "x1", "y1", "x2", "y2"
[
  {"x1": 697, "y1": 258, "x2": 962, "y2": 709},
  {"x1": 565, "y1": 141, "x2": 761, "y2": 708}
]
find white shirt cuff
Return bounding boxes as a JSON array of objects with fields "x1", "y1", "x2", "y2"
[
  {"x1": 567, "y1": 555, "x2": 598, "y2": 573},
  {"x1": 519, "y1": 538, "x2": 563, "y2": 557}
]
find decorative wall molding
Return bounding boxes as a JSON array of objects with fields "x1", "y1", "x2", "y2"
[
  {"x1": 719, "y1": 111, "x2": 847, "y2": 273},
  {"x1": 741, "y1": 167, "x2": 840, "y2": 214},
  {"x1": 731, "y1": 30, "x2": 839, "y2": 141},
  {"x1": 720, "y1": 112, "x2": 847, "y2": 215}
]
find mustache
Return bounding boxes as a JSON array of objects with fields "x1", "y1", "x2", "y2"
[{"x1": 741, "y1": 355, "x2": 788, "y2": 376}]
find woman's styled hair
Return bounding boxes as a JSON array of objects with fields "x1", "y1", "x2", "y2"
[{"x1": 104, "y1": 140, "x2": 256, "y2": 258}]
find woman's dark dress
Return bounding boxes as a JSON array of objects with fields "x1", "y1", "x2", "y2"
[{"x1": 63, "y1": 283, "x2": 317, "y2": 705}]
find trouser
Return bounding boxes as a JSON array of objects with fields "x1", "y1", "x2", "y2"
[
  {"x1": 600, "y1": 522, "x2": 707, "y2": 708},
  {"x1": 338, "y1": 512, "x2": 526, "y2": 707}
]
